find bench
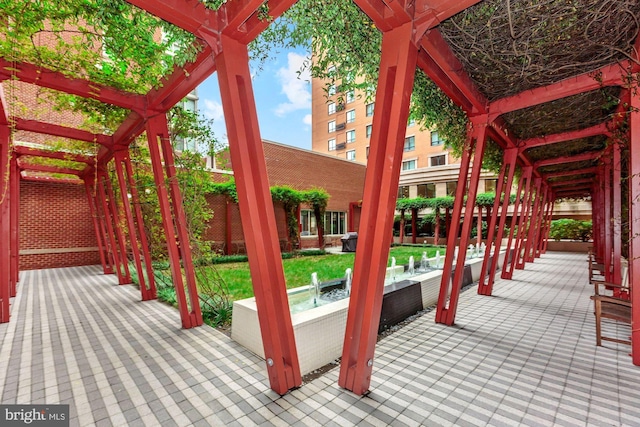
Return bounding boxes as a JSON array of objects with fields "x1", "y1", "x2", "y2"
[{"x1": 590, "y1": 260, "x2": 631, "y2": 346}]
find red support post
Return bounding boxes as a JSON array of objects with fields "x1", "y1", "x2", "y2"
[
  {"x1": 97, "y1": 173, "x2": 126, "y2": 284},
  {"x1": 502, "y1": 166, "x2": 531, "y2": 279},
  {"x1": 215, "y1": 34, "x2": 300, "y2": 394},
  {"x1": 94, "y1": 184, "x2": 115, "y2": 273},
  {"x1": 513, "y1": 168, "x2": 534, "y2": 270},
  {"x1": 0, "y1": 124, "x2": 10, "y2": 323},
  {"x1": 84, "y1": 178, "x2": 110, "y2": 274},
  {"x1": 104, "y1": 169, "x2": 132, "y2": 283},
  {"x1": 541, "y1": 194, "x2": 554, "y2": 254},
  {"x1": 225, "y1": 200, "x2": 232, "y2": 255},
  {"x1": 114, "y1": 151, "x2": 155, "y2": 301},
  {"x1": 478, "y1": 148, "x2": 517, "y2": 295},
  {"x1": 628, "y1": 90, "x2": 640, "y2": 365},
  {"x1": 603, "y1": 155, "x2": 613, "y2": 281},
  {"x1": 523, "y1": 178, "x2": 542, "y2": 263},
  {"x1": 122, "y1": 151, "x2": 156, "y2": 297},
  {"x1": 411, "y1": 208, "x2": 417, "y2": 244},
  {"x1": 338, "y1": 22, "x2": 419, "y2": 395},
  {"x1": 399, "y1": 209, "x2": 405, "y2": 244},
  {"x1": 146, "y1": 115, "x2": 202, "y2": 329},
  {"x1": 531, "y1": 185, "x2": 549, "y2": 258},
  {"x1": 10, "y1": 153, "x2": 19, "y2": 295},
  {"x1": 436, "y1": 116, "x2": 488, "y2": 325},
  {"x1": 612, "y1": 142, "x2": 622, "y2": 284},
  {"x1": 476, "y1": 205, "x2": 482, "y2": 247}
]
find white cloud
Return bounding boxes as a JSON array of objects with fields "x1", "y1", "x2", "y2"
[
  {"x1": 202, "y1": 99, "x2": 224, "y2": 121},
  {"x1": 303, "y1": 114, "x2": 312, "y2": 126},
  {"x1": 274, "y1": 52, "x2": 312, "y2": 117}
]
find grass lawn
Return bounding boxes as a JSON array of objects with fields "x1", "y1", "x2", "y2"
[{"x1": 211, "y1": 245, "x2": 445, "y2": 301}]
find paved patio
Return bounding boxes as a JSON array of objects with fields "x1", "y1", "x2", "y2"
[{"x1": 1, "y1": 252, "x2": 639, "y2": 426}]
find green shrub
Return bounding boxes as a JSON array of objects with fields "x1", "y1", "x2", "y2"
[{"x1": 549, "y1": 219, "x2": 592, "y2": 241}]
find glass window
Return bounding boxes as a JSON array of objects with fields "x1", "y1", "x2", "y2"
[
  {"x1": 328, "y1": 84, "x2": 336, "y2": 96},
  {"x1": 417, "y1": 183, "x2": 436, "y2": 198},
  {"x1": 366, "y1": 103, "x2": 374, "y2": 117},
  {"x1": 300, "y1": 210, "x2": 318, "y2": 236},
  {"x1": 446, "y1": 181, "x2": 457, "y2": 196},
  {"x1": 404, "y1": 136, "x2": 415, "y2": 152},
  {"x1": 346, "y1": 109, "x2": 355, "y2": 123},
  {"x1": 328, "y1": 102, "x2": 336, "y2": 115},
  {"x1": 366, "y1": 124, "x2": 372, "y2": 138},
  {"x1": 398, "y1": 186, "x2": 410, "y2": 199},
  {"x1": 408, "y1": 118, "x2": 416, "y2": 127},
  {"x1": 430, "y1": 155, "x2": 446, "y2": 166},
  {"x1": 328, "y1": 120, "x2": 336, "y2": 133},
  {"x1": 431, "y1": 132, "x2": 443, "y2": 146},
  {"x1": 328, "y1": 139, "x2": 336, "y2": 151},
  {"x1": 346, "y1": 130, "x2": 356, "y2": 143},
  {"x1": 485, "y1": 179, "x2": 498, "y2": 193},
  {"x1": 346, "y1": 150, "x2": 356, "y2": 161},
  {"x1": 346, "y1": 90, "x2": 355, "y2": 103},
  {"x1": 366, "y1": 146, "x2": 370, "y2": 158},
  {"x1": 324, "y1": 211, "x2": 346, "y2": 235},
  {"x1": 327, "y1": 65, "x2": 336, "y2": 75},
  {"x1": 402, "y1": 159, "x2": 417, "y2": 171}
]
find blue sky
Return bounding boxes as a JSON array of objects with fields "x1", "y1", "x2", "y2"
[{"x1": 196, "y1": 48, "x2": 313, "y2": 150}]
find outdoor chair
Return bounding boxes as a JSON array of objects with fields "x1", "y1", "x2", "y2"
[
  {"x1": 590, "y1": 260, "x2": 631, "y2": 346},
  {"x1": 588, "y1": 249, "x2": 605, "y2": 284}
]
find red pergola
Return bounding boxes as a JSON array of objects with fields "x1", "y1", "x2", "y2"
[{"x1": 0, "y1": 1, "x2": 638, "y2": 397}]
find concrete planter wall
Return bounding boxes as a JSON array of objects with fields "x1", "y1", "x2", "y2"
[{"x1": 231, "y1": 251, "x2": 507, "y2": 375}]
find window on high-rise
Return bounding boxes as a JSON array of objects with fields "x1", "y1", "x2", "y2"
[
  {"x1": 346, "y1": 109, "x2": 355, "y2": 123},
  {"x1": 328, "y1": 139, "x2": 336, "y2": 151},
  {"x1": 346, "y1": 90, "x2": 355, "y2": 103},
  {"x1": 417, "y1": 183, "x2": 436, "y2": 198},
  {"x1": 431, "y1": 132, "x2": 443, "y2": 146},
  {"x1": 398, "y1": 186, "x2": 410, "y2": 199},
  {"x1": 346, "y1": 150, "x2": 356, "y2": 161},
  {"x1": 328, "y1": 84, "x2": 336, "y2": 96},
  {"x1": 346, "y1": 130, "x2": 356, "y2": 143},
  {"x1": 366, "y1": 124, "x2": 372, "y2": 138},
  {"x1": 402, "y1": 159, "x2": 417, "y2": 171},
  {"x1": 328, "y1": 102, "x2": 336, "y2": 115},
  {"x1": 446, "y1": 181, "x2": 457, "y2": 196},
  {"x1": 366, "y1": 103, "x2": 374, "y2": 117},
  {"x1": 430, "y1": 154, "x2": 446, "y2": 166},
  {"x1": 328, "y1": 120, "x2": 336, "y2": 133},
  {"x1": 404, "y1": 136, "x2": 415, "y2": 152}
]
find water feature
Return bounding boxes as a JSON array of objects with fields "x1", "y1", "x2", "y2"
[
  {"x1": 345, "y1": 268, "x2": 352, "y2": 296},
  {"x1": 435, "y1": 250, "x2": 442, "y2": 269},
  {"x1": 390, "y1": 257, "x2": 397, "y2": 282},
  {"x1": 310, "y1": 272, "x2": 319, "y2": 305},
  {"x1": 420, "y1": 251, "x2": 429, "y2": 272},
  {"x1": 408, "y1": 256, "x2": 415, "y2": 275}
]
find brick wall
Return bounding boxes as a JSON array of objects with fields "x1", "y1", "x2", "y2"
[{"x1": 19, "y1": 181, "x2": 99, "y2": 270}]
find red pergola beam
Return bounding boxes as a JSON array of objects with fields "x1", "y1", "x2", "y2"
[
  {"x1": 17, "y1": 161, "x2": 84, "y2": 176},
  {"x1": 0, "y1": 59, "x2": 146, "y2": 112},
  {"x1": 13, "y1": 145, "x2": 95, "y2": 165},
  {"x1": 518, "y1": 122, "x2": 611, "y2": 152},
  {"x1": 13, "y1": 118, "x2": 113, "y2": 148},
  {"x1": 20, "y1": 173, "x2": 82, "y2": 185},
  {"x1": 543, "y1": 167, "x2": 599, "y2": 179},
  {"x1": 419, "y1": 29, "x2": 488, "y2": 115},
  {"x1": 125, "y1": 0, "x2": 213, "y2": 34},
  {"x1": 534, "y1": 151, "x2": 601, "y2": 169},
  {"x1": 490, "y1": 61, "x2": 629, "y2": 117},
  {"x1": 548, "y1": 178, "x2": 594, "y2": 188}
]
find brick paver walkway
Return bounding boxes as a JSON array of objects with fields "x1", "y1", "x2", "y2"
[{"x1": 1, "y1": 252, "x2": 639, "y2": 426}]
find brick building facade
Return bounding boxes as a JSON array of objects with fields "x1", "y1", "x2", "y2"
[{"x1": 19, "y1": 140, "x2": 366, "y2": 269}]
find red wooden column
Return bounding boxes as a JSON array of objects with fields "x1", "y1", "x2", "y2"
[
  {"x1": 502, "y1": 166, "x2": 531, "y2": 279},
  {"x1": 84, "y1": 178, "x2": 110, "y2": 274},
  {"x1": 478, "y1": 148, "x2": 517, "y2": 295},
  {"x1": 603, "y1": 155, "x2": 613, "y2": 281},
  {"x1": 9, "y1": 153, "x2": 19, "y2": 295},
  {"x1": 338, "y1": 22, "x2": 419, "y2": 395},
  {"x1": 114, "y1": 150, "x2": 155, "y2": 301},
  {"x1": 629, "y1": 90, "x2": 640, "y2": 365},
  {"x1": 612, "y1": 141, "x2": 622, "y2": 284},
  {"x1": 146, "y1": 115, "x2": 202, "y2": 329},
  {"x1": 97, "y1": 173, "x2": 126, "y2": 284},
  {"x1": 514, "y1": 173, "x2": 534, "y2": 270},
  {"x1": 122, "y1": 151, "x2": 156, "y2": 296},
  {"x1": 104, "y1": 169, "x2": 132, "y2": 283},
  {"x1": 531, "y1": 185, "x2": 549, "y2": 258},
  {"x1": 215, "y1": 34, "x2": 300, "y2": 394},
  {"x1": 523, "y1": 177, "x2": 542, "y2": 263},
  {"x1": 541, "y1": 193, "x2": 554, "y2": 253},
  {"x1": 0, "y1": 123, "x2": 10, "y2": 323},
  {"x1": 94, "y1": 181, "x2": 115, "y2": 273},
  {"x1": 436, "y1": 116, "x2": 488, "y2": 326}
]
